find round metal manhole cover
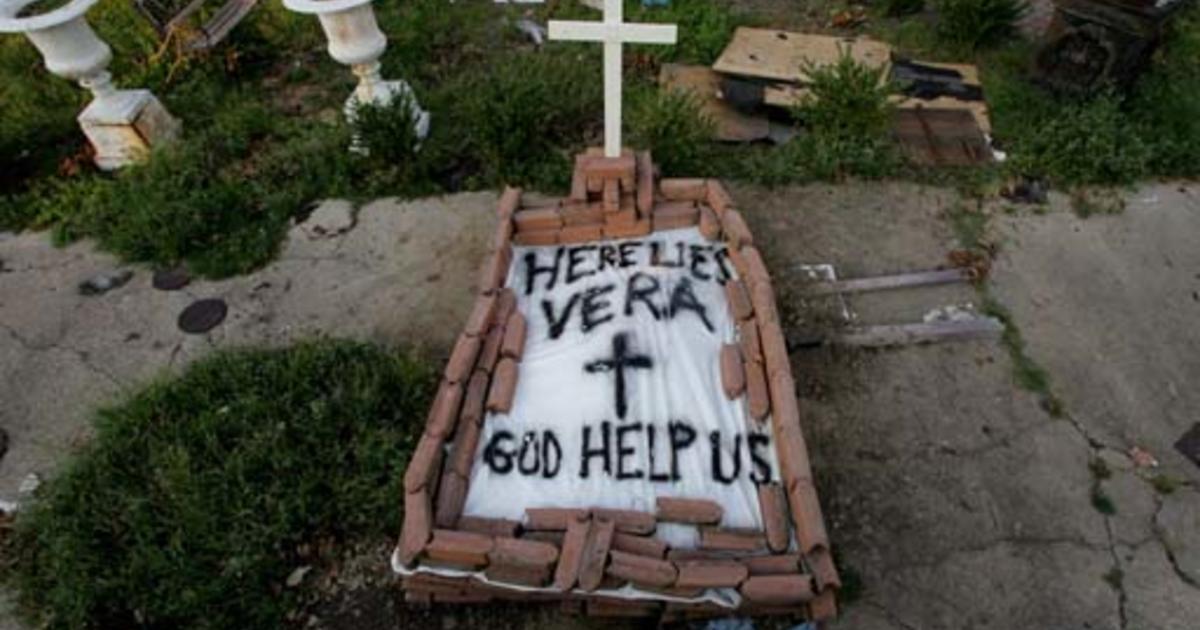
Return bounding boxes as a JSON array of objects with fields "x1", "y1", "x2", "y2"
[
  {"x1": 178, "y1": 299, "x2": 228, "y2": 334},
  {"x1": 153, "y1": 266, "x2": 191, "y2": 291}
]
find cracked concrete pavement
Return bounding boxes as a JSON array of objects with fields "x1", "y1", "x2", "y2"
[{"x1": 2, "y1": 184, "x2": 1199, "y2": 629}]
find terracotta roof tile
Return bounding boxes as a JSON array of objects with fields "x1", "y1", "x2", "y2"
[
  {"x1": 444, "y1": 334, "x2": 482, "y2": 384},
  {"x1": 590, "y1": 508, "x2": 656, "y2": 535},
  {"x1": 699, "y1": 205, "x2": 722, "y2": 241},
  {"x1": 705, "y1": 179, "x2": 735, "y2": 216},
  {"x1": 656, "y1": 496, "x2": 724, "y2": 525},
  {"x1": 500, "y1": 312, "x2": 527, "y2": 361},
  {"x1": 553, "y1": 516, "x2": 592, "y2": 591},
  {"x1": 725, "y1": 280, "x2": 754, "y2": 321},
  {"x1": 489, "y1": 537, "x2": 560, "y2": 569},
  {"x1": 606, "y1": 550, "x2": 678, "y2": 588},
  {"x1": 720, "y1": 344, "x2": 747, "y2": 399},
  {"x1": 741, "y1": 553, "x2": 802, "y2": 576},
  {"x1": 434, "y1": 471, "x2": 469, "y2": 528},
  {"x1": 398, "y1": 488, "x2": 432, "y2": 567},
  {"x1": 578, "y1": 518, "x2": 616, "y2": 592},
  {"x1": 660, "y1": 178, "x2": 708, "y2": 202},
  {"x1": 636, "y1": 151, "x2": 655, "y2": 214},
  {"x1": 456, "y1": 516, "x2": 521, "y2": 537},
  {"x1": 739, "y1": 574, "x2": 816, "y2": 605},
  {"x1": 674, "y1": 559, "x2": 749, "y2": 589},
  {"x1": 526, "y1": 508, "x2": 590, "y2": 530},
  {"x1": 485, "y1": 358, "x2": 518, "y2": 413},
  {"x1": 403, "y1": 432, "x2": 445, "y2": 493},
  {"x1": 759, "y1": 482, "x2": 791, "y2": 553},
  {"x1": 699, "y1": 528, "x2": 767, "y2": 552},
  {"x1": 425, "y1": 529, "x2": 494, "y2": 569},
  {"x1": 611, "y1": 531, "x2": 669, "y2": 558}
]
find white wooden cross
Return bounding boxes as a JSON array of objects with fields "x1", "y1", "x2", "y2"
[{"x1": 548, "y1": 0, "x2": 677, "y2": 158}]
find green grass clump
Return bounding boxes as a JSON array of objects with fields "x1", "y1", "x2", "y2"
[
  {"x1": 935, "y1": 0, "x2": 1028, "y2": 52},
  {"x1": 789, "y1": 53, "x2": 901, "y2": 181},
  {"x1": 14, "y1": 101, "x2": 354, "y2": 277},
  {"x1": 3, "y1": 340, "x2": 435, "y2": 630},
  {"x1": 628, "y1": 85, "x2": 715, "y2": 176},
  {"x1": 882, "y1": 0, "x2": 927, "y2": 17}
]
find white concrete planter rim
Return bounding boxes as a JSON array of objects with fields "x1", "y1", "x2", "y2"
[
  {"x1": 0, "y1": 0, "x2": 101, "y2": 33},
  {"x1": 281, "y1": 0, "x2": 372, "y2": 15}
]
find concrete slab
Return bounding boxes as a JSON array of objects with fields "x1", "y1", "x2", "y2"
[{"x1": 0, "y1": 193, "x2": 498, "y2": 502}]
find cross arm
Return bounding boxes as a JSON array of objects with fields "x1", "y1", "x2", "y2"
[{"x1": 547, "y1": 21, "x2": 678, "y2": 45}]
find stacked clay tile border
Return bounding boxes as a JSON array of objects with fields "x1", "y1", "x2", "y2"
[{"x1": 395, "y1": 150, "x2": 839, "y2": 623}]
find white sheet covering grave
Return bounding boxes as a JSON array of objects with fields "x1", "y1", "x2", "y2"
[{"x1": 463, "y1": 227, "x2": 778, "y2": 546}]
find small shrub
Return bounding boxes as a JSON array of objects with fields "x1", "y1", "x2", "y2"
[
  {"x1": 1008, "y1": 92, "x2": 1151, "y2": 186},
  {"x1": 351, "y1": 93, "x2": 429, "y2": 187},
  {"x1": 3, "y1": 341, "x2": 435, "y2": 630},
  {"x1": 792, "y1": 53, "x2": 900, "y2": 181},
  {"x1": 627, "y1": 85, "x2": 715, "y2": 176},
  {"x1": 630, "y1": 0, "x2": 743, "y2": 65},
  {"x1": 936, "y1": 0, "x2": 1028, "y2": 51}
]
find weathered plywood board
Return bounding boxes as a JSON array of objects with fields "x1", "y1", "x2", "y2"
[{"x1": 712, "y1": 28, "x2": 892, "y2": 84}]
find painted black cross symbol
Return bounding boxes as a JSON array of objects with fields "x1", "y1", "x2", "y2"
[{"x1": 584, "y1": 332, "x2": 653, "y2": 420}]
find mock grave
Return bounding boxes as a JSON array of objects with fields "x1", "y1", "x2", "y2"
[{"x1": 393, "y1": 0, "x2": 838, "y2": 621}]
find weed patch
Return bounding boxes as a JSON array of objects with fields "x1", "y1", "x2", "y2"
[
  {"x1": 2, "y1": 340, "x2": 435, "y2": 630},
  {"x1": 935, "y1": 0, "x2": 1028, "y2": 52},
  {"x1": 628, "y1": 85, "x2": 715, "y2": 176},
  {"x1": 1091, "y1": 486, "x2": 1117, "y2": 515}
]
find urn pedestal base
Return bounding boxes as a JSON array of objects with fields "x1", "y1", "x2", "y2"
[{"x1": 78, "y1": 89, "x2": 181, "y2": 170}]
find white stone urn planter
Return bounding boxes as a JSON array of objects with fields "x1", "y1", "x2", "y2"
[
  {"x1": 0, "y1": 0, "x2": 180, "y2": 170},
  {"x1": 283, "y1": 0, "x2": 430, "y2": 147}
]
